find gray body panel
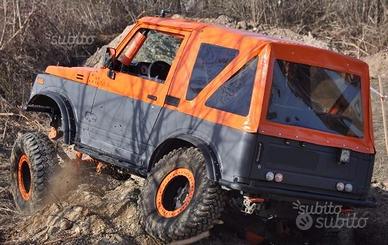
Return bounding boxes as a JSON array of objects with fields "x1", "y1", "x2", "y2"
[
  {"x1": 30, "y1": 74, "x2": 95, "y2": 131},
  {"x1": 28, "y1": 74, "x2": 375, "y2": 207},
  {"x1": 30, "y1": 74, "x2": 162, "y2": 165},
  {"x1": 83, "y1": 88, "x2": 161, "y2": 163},
  {"x1": 29, "y1": 74, "x2": 254, "y2": 180},
  {"x1": 144, "y1": 107, "x2": 257, "y2": 182}
]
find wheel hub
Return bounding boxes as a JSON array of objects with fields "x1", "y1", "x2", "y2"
[
  {"x1": 174, "y1": 184, "x2": 189, "y2": 208},
  {"x1": 156, "y1": 168, "x2": 195, "y2": 218}
]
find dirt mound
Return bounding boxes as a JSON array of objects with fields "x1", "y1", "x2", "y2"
[
  {"x1": 198, "y1": 15, "x2": 334, "y2": 50},
  {"x1": 84, "y1": 25, "x2": 133, "y2": 68},
  {"x1": 0, "y1": 161, "x2": 147, "y2": 244},
  {"x1": 0, "y1": 156, "x2": 247, "y2": 244},
  {"x1": 12, "y1": 169, "x2": 149, "y2": 244},
  {"x1": 261, "y1": 28, "x2": 334, "y2": 51}
]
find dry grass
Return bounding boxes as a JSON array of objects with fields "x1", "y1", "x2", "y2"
[{"x1": 0, "y1": 0, "x2": 387, "y2": 106}]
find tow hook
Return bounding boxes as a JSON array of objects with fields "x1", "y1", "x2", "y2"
[{"x1": 242, "y1": 196, "x2": 265, "y2": 214}]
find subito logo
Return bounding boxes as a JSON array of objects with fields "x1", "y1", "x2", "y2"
[{"x1": 295, "y1": 213, "x2": 314, "y2": 230}]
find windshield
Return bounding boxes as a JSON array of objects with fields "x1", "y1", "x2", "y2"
[{"x1": 267, "y1": 60, "x2": 364, "y2": 138}]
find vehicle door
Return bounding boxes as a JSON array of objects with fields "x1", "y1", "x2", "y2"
[{"x1": 81, "y1": 26, "x2": 190, "y2": 163}]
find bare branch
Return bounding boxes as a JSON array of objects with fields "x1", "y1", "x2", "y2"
[
  {"x1": 0, "y1": 0, "x2": 7, "y2": 46},
  {"x1": 15, "y1": 0, "x2": 21, "y2": 29},
  {"x1": 0, "y1": 7, "x2": 34, "y2": 50}
]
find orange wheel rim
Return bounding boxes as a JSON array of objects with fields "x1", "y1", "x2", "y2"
[
  {"x1": 17, "y1": 154, "x2": 32, "y2": 201},
  {"x1": 156, "y1": 168, "x2": 195, "y2": 218}
]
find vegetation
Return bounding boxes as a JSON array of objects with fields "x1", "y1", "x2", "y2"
[{"x1": 0, "y1": 0, "x2": 387, "y2": 105}]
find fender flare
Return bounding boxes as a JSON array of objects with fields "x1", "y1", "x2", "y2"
[
  {"x1": 177, "y1": 135, "x2": 222, "y2": 181},
  {"x1": 26, "y1": 91, "x2": 76, "y2": 144},
  {"x1": 150, "y1": 134, "x2": 222, "y2": 181}
]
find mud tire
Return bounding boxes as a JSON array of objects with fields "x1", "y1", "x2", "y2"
[
  {"x1": 10, "y1": 132, "x2": 58, "y2": 214},
  {"x1": 139, "y1": 147, "x2": 224, "y2": 242}
]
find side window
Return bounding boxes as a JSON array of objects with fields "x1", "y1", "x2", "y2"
[
  {"x1": 117, "y1": 29, "x2": 182, "y2": 83},
  {"x1": 205, "y1": 57, "x2": 258, "y2": 116},
  {"x1": 186, "y1": 43, "x2": 238, "y2": 100}
]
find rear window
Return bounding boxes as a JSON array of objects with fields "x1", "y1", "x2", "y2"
[
  {"x1": 267, "y1": 60, "x2": 363, "y2": 138},
  {"x1": 186, "y1": 43, "x2": 238, "y2": 100}
]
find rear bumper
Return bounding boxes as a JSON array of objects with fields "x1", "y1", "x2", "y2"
[
  {"x1": 217, "y1": 133, "x2": 376, "y2": 208},
  {"x1": 220, "y1": 179, "x2": 377, "y2": 208}
]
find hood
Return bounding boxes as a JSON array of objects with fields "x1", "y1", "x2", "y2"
[{"x1": 45, "y1": 66, "x2": 96, "y2": 83}]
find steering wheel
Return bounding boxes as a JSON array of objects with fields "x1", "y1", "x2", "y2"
[{"x1": 147, "y1": 61, "x2": 171, "y2": 81}]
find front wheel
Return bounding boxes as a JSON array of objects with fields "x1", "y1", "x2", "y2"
[
  {"x1": 10, "y1": 132, "x2": 59, "y2": 214},
  {"x1": 139, "y1": 147, "x2": 224, "y2": 242}
]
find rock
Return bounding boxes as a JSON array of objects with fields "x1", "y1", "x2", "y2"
[
  {"x1": 84, "y1": 25, "x2": 133, "y2": 68},
  {"x1": 382, "y1": 181, "x2": 388, "y2": 189},
  {"x1": 97, "y1": 235, "x2": 125, "y2": 245},
  {"x1": 111, "y1": 234, "x2": 124, "y2": 243},
  {"x1": 171, "y1": 14, "x2": 184, "y2": 19},
  {"x1": 246, "y1": 20, "x2": 256, "y2": 29},
  {"x1": 130, "y1": 175, "x2": 144, "y2": 184},
  {"x1": 73, "y1": 226, "x2": 81, "y2": 235},
  {"x1": 237, "y1": 21, "x2": 247, "y2": 30},
  {"x1": 262, "y1": 28, "x2": 333, "y2": 51},
  {"x1": 90, "y1": 218, "x2": 107, "y2": 235},
  {"x1": 48, "y1": 225, "x2": 60, "y2": 236},
  {"x1": 371, "y1": 182, "x2": 380, "y2": 188},
  {"x1": 215, "y1": 15, "x2": 234, "y2": 26},
  {"x1": 66, "y1": 206, "x2": 83, "y2": 221},
  {"x1": 59, "y1": 220, "x2": 73, "y2": 230}
]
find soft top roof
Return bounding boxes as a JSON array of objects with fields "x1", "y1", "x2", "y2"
[
  {"x1": 138, "y1": 16, "x2": 303, "y2": 45},
  {"x1": 139, "y1": 17, "x2": 304, "y2": 43},
  {"x1": 138, "y1": 17, "x2": 367, "y2": 67}
]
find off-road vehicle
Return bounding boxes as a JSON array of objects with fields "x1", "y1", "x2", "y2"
[{"x1": 10, "y1": 16, "x2": 376, "y2": 242}]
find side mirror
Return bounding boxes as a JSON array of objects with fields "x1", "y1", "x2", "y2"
[{"x1": 103, "y1": 47, "x2": 116, "y2": 68}]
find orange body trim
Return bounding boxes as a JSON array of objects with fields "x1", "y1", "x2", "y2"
[
  {"x1": 44, "y1": 17, "x2": 374, "y2": 154},
  {"x1": 155, "y1": 168, "x2": 195, "y2": 218},
  {"x1": 17, "y1": 154, "x2": 32, "y2": 201}
]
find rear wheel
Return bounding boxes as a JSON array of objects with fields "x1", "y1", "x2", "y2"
[
  {"x1": 10, "y1": 132, "x2": 59, "y2": 214},
  {"x1": 139, "y1": 147, "x2": 224, "y2": 242}
]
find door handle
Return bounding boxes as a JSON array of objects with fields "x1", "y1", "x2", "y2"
[
  {"x1": 147, "y1": 94, "x2": 157, "y2": 101},
  {"x1": 165, "y1": 95, "x2": 180, "y2": 107}
]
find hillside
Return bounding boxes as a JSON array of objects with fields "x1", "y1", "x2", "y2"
[{"x1": 0, "y1": 3, "x2": 387, "y2": 244}]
